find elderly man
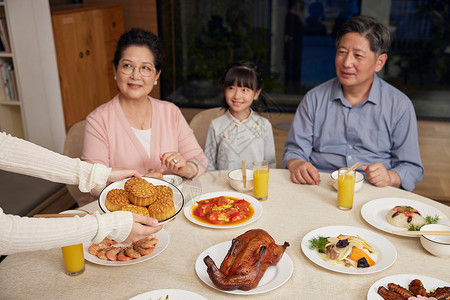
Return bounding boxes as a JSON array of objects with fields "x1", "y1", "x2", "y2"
[{"x1": 282, "y1": 15, "x2": 423, "y2": 191}]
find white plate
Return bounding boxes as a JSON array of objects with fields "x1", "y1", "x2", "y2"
[
  {"x1": 361, "y1": 198, "x2": 449, "y2": 237},
  {"x1": 367, "y1": 274, "x2": 450, "y2": 300},
  {"x1": 301, "y1": 225, "x2": 397, "y2": 275},
  {"x1": 98, "y1": 177, "x2": 184, "y2": 225},
  {"x1": 129, "y1": 289, "x2": 207, "y2": 300},
  {"x1": 163, "y1": 174, "x2": 183, "y2": 189},
  {"x1": 195, "y1": 241, "x2": 293, "y2": 295},
  {"x1": 83, "y1": 229, "x2": 169, "y2": 266},
  {"x1": 183, "y1": 191, "x2": 263, "y2": 229}
]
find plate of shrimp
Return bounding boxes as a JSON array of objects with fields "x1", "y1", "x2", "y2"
[{"x1": 83, "y1": 229, "x2": 169, "y2": 266}]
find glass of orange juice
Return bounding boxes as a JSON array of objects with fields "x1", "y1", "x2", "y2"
[
  {"x1": 337, "y1": 168, "x2": 356, "y2": 210},
  {"x1": 61, "y1": 243, "x2": 85, "y2": 276},
  {"x1": 253, "y1": 160, "x2": 269, "y2": 201}
]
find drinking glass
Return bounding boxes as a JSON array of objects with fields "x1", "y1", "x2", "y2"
[
  {"x1": 337, "y1": 168, "x2": 356, "y2": 210},
  {"x1": 61, "y1": 243, "x2": 85, "y2": 276},
  {"x1": 252, "y1": 161, "x2": 269, "y2": 200}
]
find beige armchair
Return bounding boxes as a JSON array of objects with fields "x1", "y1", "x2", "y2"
[
  {"x1": 63, "y1": 120, "x2": 91, "y2": 207},
  {"x1": 189, "y1": 107, "x2": 224, "y2": 149}
]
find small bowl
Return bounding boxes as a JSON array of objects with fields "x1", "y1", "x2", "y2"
[
  {"x1": 420, "y1": 224, "x2": 450, "y2": 257},
  {"x1": 163, "y1": 174, "x2": 183, "y2": 190},
  {"x1": 330, "y1": 169, "x2": 364, "y2": 192},
  {"x1": 228, "y1": 169, "x2": 254, "y2": 192}
]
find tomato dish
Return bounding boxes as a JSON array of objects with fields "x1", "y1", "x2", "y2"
[{"x1": 191, "y1": 196, "x2": 254, "y2": 225}]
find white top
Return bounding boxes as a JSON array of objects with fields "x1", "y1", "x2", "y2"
[
  {"x1": 132, "y1": 128, "x2": 152, "y2": 157},
  {"x1": 204, "y1": 110, "x2": 277, "y2": 171},
  {"x1": 0, "y1": 132, "x2": 133, "y2": 255}
]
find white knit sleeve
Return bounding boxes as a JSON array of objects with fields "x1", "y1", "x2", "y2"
[{"x1": 0, "y1": 132, "x2": 111, "y2": 192}]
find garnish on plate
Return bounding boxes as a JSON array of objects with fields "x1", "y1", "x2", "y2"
[
  {"x1": 308, "y1": 236, "x2": 328, "y2": 253},
  {"x1": 408, "y1": 215, "x2": 440, "y2": 231}
]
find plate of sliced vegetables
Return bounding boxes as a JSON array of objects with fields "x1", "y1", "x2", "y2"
[{"x1": 301, "y1": 225, "x2": 397, "y2": 275}]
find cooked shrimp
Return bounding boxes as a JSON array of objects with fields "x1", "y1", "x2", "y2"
[
  {"x1": 125, "y1": 246, "x2": 141, "y2": 259},
  {"x1": 136, "y1": 246, "x2": 155, "y2": 256},
  {"x1": 96, "y1": 248, "x2": 111, "y2": 260},
  {"x1": 106, "y1": 247, "x2": 122, "y2": 261},
  {"x1": 135, "y1": 237, "x2": 158, "y2": 249},
  {"x1": 88, "y1": 243, "x2": 99, "y2": 256},
  {"x1": 117, "y1": 249, "x2": 132, "y2": 261}
]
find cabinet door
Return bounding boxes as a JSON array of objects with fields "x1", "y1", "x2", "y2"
[
  {"x1": 52, "y1": 8, "x2": 114, "y2": 131},
  {"x1": 102, "y1": 6, "x2": 124, "y2": 98}
]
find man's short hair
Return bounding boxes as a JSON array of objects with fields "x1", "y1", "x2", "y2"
[{"x1": 335, "y1": 15, "x2": 391, "y2": 56}]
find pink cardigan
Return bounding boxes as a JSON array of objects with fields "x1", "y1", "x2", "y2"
[{"x1": 82, "y1": 96, "x2": 208, "y2": 177}]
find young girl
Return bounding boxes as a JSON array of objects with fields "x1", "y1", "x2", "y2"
[{"x1": 204, "y1": 61, "x2": 276, "y2": 171}]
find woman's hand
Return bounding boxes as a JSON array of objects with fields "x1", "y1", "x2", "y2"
[
  {"x1": 122, "y1": 213, "x2": 163, "y2": 244},
  {"x1": 144, "y1": 168, "x2": 164, "y2": 179},
  {"x1": 108, "y1": 168, "x2": 142, "y2": 182},
  {"x1": 160, "y1": 152, "x2": 195, "y2": 178}
]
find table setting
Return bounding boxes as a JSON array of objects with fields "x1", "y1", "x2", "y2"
[{"x1": 0, "y1": 166, "x2": 449, "y2": 299}]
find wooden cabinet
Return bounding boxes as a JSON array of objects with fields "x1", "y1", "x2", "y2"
[
  {"x1": 51, "y1": 4, "x2": 124, "y2": 131},
  {"x1": 0, "y1": 0, "x2": 66, "y2": 152}
]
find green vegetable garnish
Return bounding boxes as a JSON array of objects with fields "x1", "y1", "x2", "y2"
[
  {"x1": 408, "y1": 214, "x2": 439, "y2": 231},
  {"x1": 309, "y1": 236, "x2": 328, "y2": 252}
]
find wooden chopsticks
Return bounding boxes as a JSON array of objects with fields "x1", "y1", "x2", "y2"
[
  {"x1": 242, "y1": 160, "x2": 247, "y2": 188},
  {"x1": 392, "y1": 231, "x2": 450, "y2": 236},
  {"x1": 329, "y1": 162, "x2": 362, "y2": 186},
  {"x1": 33, "y1": 213, "x2": 90, "y2": 218}
]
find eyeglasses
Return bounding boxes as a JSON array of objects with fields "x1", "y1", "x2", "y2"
[{"x1": 118, "y1": 63, "x2": 156, "y2": 77}]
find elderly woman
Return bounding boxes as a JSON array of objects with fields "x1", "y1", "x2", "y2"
[{"x1": 82, "y1": 28, "x2": 207, "y2": 183}]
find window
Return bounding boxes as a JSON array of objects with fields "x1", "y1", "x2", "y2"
[{"x1": 159, "y1": 0, "x2": 450, "y2": 120}]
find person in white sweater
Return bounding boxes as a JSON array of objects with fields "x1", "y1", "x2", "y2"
[{"x1": 0, "y1": 132, "x2": 163, "y2": 255}]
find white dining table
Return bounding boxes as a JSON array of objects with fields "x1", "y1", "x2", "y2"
[{"x1": 0, "y1": 169, "x2": 449, "y2": 299}]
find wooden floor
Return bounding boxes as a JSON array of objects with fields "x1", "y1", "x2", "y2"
[{"x1": 181, "y1": 108, "x2": 450, "y2": 206}]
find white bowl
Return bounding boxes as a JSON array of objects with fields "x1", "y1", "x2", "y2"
[
  {"x1": 330, "y1": 169, "x2": 364, "y2": 192},
  {"x1": 228, "y1": 169, "x2": 254, "y2": 192},
  {"x1": 163, "y1": 174, "x2": 183, "y2": 190},
  {"x1": 420, "y1": 224, "x2": 450, "y2": 257}
]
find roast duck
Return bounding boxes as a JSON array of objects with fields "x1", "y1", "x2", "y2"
[{"x1": 203, "y1": 229, "x2": 289, "y2": 291}]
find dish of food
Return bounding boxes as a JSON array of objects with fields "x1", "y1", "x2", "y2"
[
  {"x1": 301, "y1": 225, "x2": 397, "y2": 275},
  {"x1": 308, "y1": 234, "x2": 377, "y2": 269},
  {"x1": 361, "y1": 198, "x2": 449, "y2": 237},
  {"x1": 129, "y1": 289, "x2": 207, "y2": 300},
  {"x1": 98, "y1": 177, "x2": 184, "y2": 225},
  {"x1": 195, "y1": 240, "x2": 293, "y2": 295},
  {"x1": 367, "y1": 274, "x2": 450, "y2": 300},
  {"x1": 83, "y1": 229, "x2": 169, "y2": 266},
  {"x1": 386, "y1": 205, "x2": 426, "y2": 228},
  {"x1": 183, "y1": 191, "x2": 262, "y2": 229}
]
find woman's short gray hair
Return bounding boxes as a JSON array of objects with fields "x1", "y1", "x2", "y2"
[{"x1": 335, "y1": 15, "x2": 391, "y2": 56}]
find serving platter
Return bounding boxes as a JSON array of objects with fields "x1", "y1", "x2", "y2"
[
  {"x1": 183, "y1": 191, "x2": 263, "y2": 229},
  {"x1": 129, "y1": 289, "x2": 207, "y2": 300},
  {"x1": 83, "y1": 228, "x2": 169, "y2": 266},
  {"x1": 361, "y1": 198, "x2": 449, "y2": 237},
  {"x1": 301, "y1": 225, "x2": 397, "y2": 275},
  {"x1": 98, "y1": 176, "x2": 184, "y2": 225},
  {"x1": 195, "y1": 241, "x2": 293, "y2": 295},
  {"x1": 367, "y1": 274, "x2": 450, "y2": 300}
]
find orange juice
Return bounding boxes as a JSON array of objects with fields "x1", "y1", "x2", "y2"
[
  {"x1": 61, "y1": 244, "x2": 85, "y2": 276},
  {"x1": 253, "y1": 169, "x2": 269, "y2": 200},
  {"x1": 337, "y1": 171, "x2": 355, "y2": 210}
]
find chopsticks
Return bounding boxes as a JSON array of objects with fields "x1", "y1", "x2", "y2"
[
  {"x1": 329, "y1": 162, "x2": 362, "y2": 186},
  {"x1": 392, "y1": 231, "x2": 450, "y2": 236},
  {"x1": 33, "y1": 213, "x2": 90, "y2": 218},
  {"x1": 242, "y1": 160, "x2": 247, "y2": 188}
]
